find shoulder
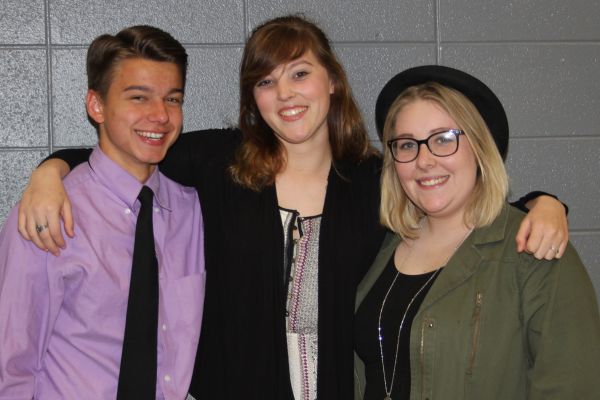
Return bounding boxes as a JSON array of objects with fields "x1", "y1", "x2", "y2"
[
  {"x1": 157, "y1": 171, "x2": 200, "y2": 206},
  {"x1": 354, "y1": 152, "x2": 383, "y2": 174},
  {"x1": 335, "y1": 152, "x2": 382, "y2": 185},
  {"x1": 481, "y1": 205, "x2": 588, "y2": 285},
  {"x1": 63, "y1": 162, "x2": 94, "y2": 191},
  {"x1": 179, "y1": 127, "x2": 242, "y2": 153}
]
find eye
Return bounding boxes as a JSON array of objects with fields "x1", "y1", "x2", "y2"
[
  {"x1": 433, "y1": 132, "x2": 457, "y2": 145},
  {"x1": 166, "y1": 96, "x2": 183, "y2": 105},
  {"x1": 130, "y1": 95, "x2": 147, "y2": 102},
  {"x1": 293, "y1": 70, "x2": 309, "y2": 79},
  {"x1": 256, "y1": 78, "x2": 273, "y2": 88},
  {"x1": 397, "y1": 140, "x2": 416, "y2": 151}
]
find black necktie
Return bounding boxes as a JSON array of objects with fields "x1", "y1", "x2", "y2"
[{"x1": 117, "y1": 186, "x2": 159, "y2": 399}]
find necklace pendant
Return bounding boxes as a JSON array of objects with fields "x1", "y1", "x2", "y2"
[{"x1": 384, "y1": 396, "x2": 392, "y2": 400}]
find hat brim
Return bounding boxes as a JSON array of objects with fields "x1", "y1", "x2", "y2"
[{"x1": 375, "y1": 65, "x2": 509, "y2": 160}]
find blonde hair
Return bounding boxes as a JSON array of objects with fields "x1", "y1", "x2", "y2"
[{"x1": 380, "y1": 83, "x2": 508, "y2": 238}]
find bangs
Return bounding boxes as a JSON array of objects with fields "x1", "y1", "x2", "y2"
[{"x1": 244, "y1": 28, "x2": 316, "y2": 82}]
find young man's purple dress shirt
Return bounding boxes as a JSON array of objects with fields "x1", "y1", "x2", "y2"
[{"x1": 0, "y1": 147, "x2": 205, "y2": 399}]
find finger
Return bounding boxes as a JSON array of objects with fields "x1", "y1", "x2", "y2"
[
  {"x1": 525, "y1": 228, "x2": 543, "y2": 256},
  {"x1": 38, "y1": 227, "x2": 61, "y2": 257},
  {"x1": 26, "y1": 219, "x2": 48, "y2": 252},
  {"x1": 549, "y1": 241, "x2": 565, "y2": 260},
  {"x1": 515, "y1": 218, "x2": 531, "y2": 253},
  {"x1": 561, "y1": 228, "x2": 569, "y2": 245},
  {"x1": 45, "y1": 212, "x2": 65, "y2": 251},
  {"x1": 62, "y1": 197, "x2": 75, "y2": 238},
  {"x1": 543, "y1": 248, "x2": 556, "y2": 261},
  {"x1": 18, "y1": 208, "x2": 32, "y2": 241},
  {"x1": 532, "y1": 233, "x2": 555, "y2": 260},
  {"x1": 555, "y1": 230, "x2": 568, "y2": 253},
  {"x1": 536, "y1": 226, "x2": 561, "y2": 260}
]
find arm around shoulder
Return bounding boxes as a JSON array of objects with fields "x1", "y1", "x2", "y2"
[
  {"x1": 159, "y1": 128, "x2": 241, "y2": 186},
  {"x1": 18, "y1": 158, "x2": 74, "y2": 254}
]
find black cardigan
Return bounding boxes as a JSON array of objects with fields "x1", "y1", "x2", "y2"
[
  {"x1": 51, "y1": 129, "x2": 542, "y2": 399},
  {"x1": 54, "y1": 129, "x2": 386, "y2": 399}
]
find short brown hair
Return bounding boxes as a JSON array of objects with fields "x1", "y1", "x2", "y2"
[
  {"x1": 231, "y1": 15, "x2": 373, "y2": 190},
  {"x1": 380, "y1": 83, "x2": 509, "y2": 238},
  {"x1": 87, "y1": 25, "x2": 188, "y2": 99}
]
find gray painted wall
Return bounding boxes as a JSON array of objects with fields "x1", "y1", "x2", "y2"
[{"x1": 1, "y1": 1, "x2": 598, "y2": 297}]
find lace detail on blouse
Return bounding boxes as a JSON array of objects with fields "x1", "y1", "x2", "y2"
[{"x1": 280, "y1": 208, "x2": 321, "y2": 400}]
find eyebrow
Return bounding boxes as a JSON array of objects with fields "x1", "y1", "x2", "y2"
[
  {"x1": 393, "y1": 127, "x2": 455, "y2": 139},
  {"x1": 287, "y1": 58, "x2": 315, "y2": 69},
  {"x1": 123, "y1": 86, "x2": 184, "y2": 94}
]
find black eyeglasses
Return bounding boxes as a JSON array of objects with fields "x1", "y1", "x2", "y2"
[{"x1": 387, "y1": 129, "x2": 465, "y2": 163}]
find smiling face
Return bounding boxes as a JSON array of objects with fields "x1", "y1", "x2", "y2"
[
  {"x1": 393, "y1": 99, "x2": 478, "y2": 222},
  {"x1": 87, "y1": 57, "x2": 184, "y2": 182},
  {"x1": 252, "y1": 50, "x2": 334, "y2": 149}
]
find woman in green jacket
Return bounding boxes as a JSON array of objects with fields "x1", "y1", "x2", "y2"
[{"x1": 354, "y1": 66, "x2": 600, "y2": 400}]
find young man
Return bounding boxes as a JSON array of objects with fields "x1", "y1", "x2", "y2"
[{"x1": 0, "y1": 26, "x2": 204, "y2": 399}]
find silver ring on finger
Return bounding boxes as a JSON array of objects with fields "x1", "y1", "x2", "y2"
[{"x1": 35, "y1": 223, "x2": 48, "y2": 233}]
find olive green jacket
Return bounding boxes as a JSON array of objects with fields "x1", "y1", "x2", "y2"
[{"x1": 354, "y1": 205, "x2": 600, "y2": 400}]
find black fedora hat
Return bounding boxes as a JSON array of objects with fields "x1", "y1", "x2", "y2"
[{"x1": 375, "y1": 65, "x2": 509, "y2": 160}]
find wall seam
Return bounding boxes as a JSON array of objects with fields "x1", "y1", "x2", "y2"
[
  {"x1": 43, "y1": 0, "x2": 53, "y2": 154},
  {"x1": 511, "y1": 136, "x2": 600, "y2": 141},
  {"x1": 243, "y1": 0, "x2": 248, "y2": 40},
  {"x1": 435, "y1": 0, "x2": 441, "y2": 64}
]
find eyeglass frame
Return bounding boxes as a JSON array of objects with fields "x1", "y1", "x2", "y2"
[{"x1": 386, "y1": 129, "x2": 465, "y2": 163}]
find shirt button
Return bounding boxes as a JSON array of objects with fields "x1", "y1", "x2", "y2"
[
  {"x1": 162, "y1": 324, "x2": 167, "y2": 331},
  {"x1": 124, "y1": 208, "x2": 131, "y2": 214},
  {"x1": 164, "y1": 374, "x2": 171, "y2": 382},
  {"x1": 154, "y1": 207, "x2": 159, "y2": 212}
]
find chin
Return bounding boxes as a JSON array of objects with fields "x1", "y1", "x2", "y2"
[
  {"x1": 136, "y1": 151, "x2": 167, "y2": 165},
  {"x1": 417, "y1": 202, "x2": 456, "y2": 218}
]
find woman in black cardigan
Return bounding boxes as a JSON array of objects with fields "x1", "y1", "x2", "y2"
[{"x1": 18, "y1": 16, "x2": 568, "y2": 399}]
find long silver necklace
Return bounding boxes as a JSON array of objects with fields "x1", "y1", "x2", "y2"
[{"x1": 377, "y1": 227, "x2": 473, "y2": 400}]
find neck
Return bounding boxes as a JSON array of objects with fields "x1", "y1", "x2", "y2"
[
  {"x1": 398, "y1": 213, "x2": 473, "y2": 275},
  {"x1": 421, "y1": 210, "x2": 471, "y2": 238},
  {"x1": 98, "y1": 142, "x2": 154, "y2": 183},
  {"x1": 280, "y1": 138, "x2": 332, "y2": 178}
]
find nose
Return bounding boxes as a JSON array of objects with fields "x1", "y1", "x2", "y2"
[
  {"x1": 276, "y1": 79, "x2": 294, "y2": 101},
  {"x1": 415, "y1": 142, "x2": 436, "y2": 169},
  {"x1": 148, "y1": 100, "x2": 169, "y2": 124}
]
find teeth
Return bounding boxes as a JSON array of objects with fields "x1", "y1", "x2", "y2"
[
  {"x1": 419, "y1": 176, "x2": 448, "y2": 186},
  {"x1": 279, "y1": 107, "x2": 307, "y2": 116},
  {"x1": 137, "y1": 131, "x2": 164, "y2": 140}
]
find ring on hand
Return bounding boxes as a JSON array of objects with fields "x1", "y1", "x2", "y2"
[
  {"x1": 35, "y1": 223, "x2": 48, "y2": 233},
  {"x1": 550, "y1": 245, "x2": 559, "y2": 255}
]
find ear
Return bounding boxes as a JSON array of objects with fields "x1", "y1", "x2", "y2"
[
  {"x1": 329, "y1": 79, "x2": 335, "y2": 95},
  {"x1": 86, "y1": 89, "x2": 105, "y2": 125}
]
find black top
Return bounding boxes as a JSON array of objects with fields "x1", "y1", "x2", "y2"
[
  {"x1": 50, "y1": 129, "x2": 543, "y2": 399},
  {"x1": 355, "y1": 257, "x2": 439, "y2": 400}
]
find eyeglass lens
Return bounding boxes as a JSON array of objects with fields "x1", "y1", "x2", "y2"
[{"x1": 390, "y1": 130, "x2": 460, "y2": 162}]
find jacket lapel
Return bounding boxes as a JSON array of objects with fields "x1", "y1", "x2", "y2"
[
  {"x1": 355, "y1": 232, "x2": 399, "y2": 312},
  {"x1": 417, "y1": 204, "x2": 511, "y2": 313}
]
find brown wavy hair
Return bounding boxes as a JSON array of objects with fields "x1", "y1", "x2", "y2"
[{"x1": 230, "y1": 15, "x2": 374, "y2": 190}]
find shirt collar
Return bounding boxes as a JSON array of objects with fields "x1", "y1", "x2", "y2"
[{"x1": 88, "y1": 146, "x2": 172, "y2": 212}]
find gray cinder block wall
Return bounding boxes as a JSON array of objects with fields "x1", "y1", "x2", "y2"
[{"x1": 1, "y1": 1, "x2": 599, "y2": 297}]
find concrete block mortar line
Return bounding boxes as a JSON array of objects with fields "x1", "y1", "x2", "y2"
[
  {"x1": 44, "y1": 0, "x2": 53, "y2": 154},
  {"x1": 435, "y1": 0, "x2": 441, "y2": 64}
]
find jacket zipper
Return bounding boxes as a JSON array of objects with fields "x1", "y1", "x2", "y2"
[
  {"x1": 467, "y1": 291, "x2": 483, "y2": 375},
  {"x1": 419, "y1": 319, "x2": 430, "y2": 399}
]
